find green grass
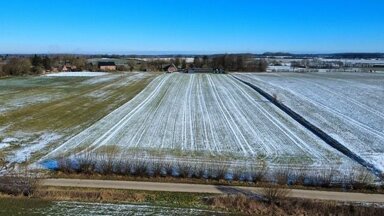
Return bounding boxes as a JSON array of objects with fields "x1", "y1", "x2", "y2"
[
  {"x1": 0, "y1": 197, "x2": 53, "y2": 216},
  {"x1": 0, "y1": 192, "x2": 221, "y2": 216},
  {"x1": 1, "y1": 76, "x2": 153, "y2": 131},
  {"x1": 36, "y1": 186, "x2": 213, "y2": 210}
]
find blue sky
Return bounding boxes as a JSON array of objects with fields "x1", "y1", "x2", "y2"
[{"x1": 0, "y1": 0, "x2": 383, "y2": 54}]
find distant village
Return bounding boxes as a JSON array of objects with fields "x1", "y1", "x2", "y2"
[{"x1": 0, "y1": 53, "x2": 383, "y2": 76}]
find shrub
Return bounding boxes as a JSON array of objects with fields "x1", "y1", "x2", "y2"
[
  {"x1": 0, "y1": 170, "x2": 39, "y2": 196},
  {"x1": 97, "y1": 154, "x2": 116, "y2": 175},
  {"x1": 344, "y1": 166, "x2": 376, "y2": 190},
  {"x1": 161, "y1": 161, "x2": 174, "y2": 177},
  {"x1": 272, "y1": 167, "x2": 291, "y2": 185},
  {"x1": 132, "y1": 159, "x2": 148, "y2": 177},
  {"x1": 231, "y1": 168, "x2": 243, "y2": 182},
  {"x1": 56, "y1": 157, "x2": 74, "y2": 174},
  {"x1": 260, "y1": 184, "x2": 291, "y2": 204},
  {"x1": 151, "y1": 160, "x2": 163, "y2": 177},
  {"x1": 191, "y1": 163, "x2": 205, "y2": 179},
  {"x1": 213, "y1": 164, "x2": 229, "y2": 181},
  {"x1": 76, "y1": 153, "x2": 95, "y2": 175},
  {"x1": 178, "y1": 162, "x2": 193, "y2": 178},
  {"x1": 289, "y1": 168, "x2": 306, "y2": 185},
  {"x1": 250, "y1": 161, "x2": 267, "y2": 183}
]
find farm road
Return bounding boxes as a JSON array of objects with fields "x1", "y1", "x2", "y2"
[{"x1": 42, "y1": 179, "x2": 384, "y2": 203}]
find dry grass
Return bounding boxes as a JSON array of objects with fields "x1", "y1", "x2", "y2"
[
  {"x1": 34, "y1": 186, "x2": 209, "y2": 209},
  {"x1": 205, "y1": 194, "x2": 384, "y2": 215},
  {"x1": 261, "y1": 184, "x2": 291, "y2": 203},
  {"x1": 35, "y1": 187, "x2": 147, "y2": 203}
]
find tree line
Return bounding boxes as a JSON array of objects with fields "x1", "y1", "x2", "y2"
[
  {"x1": 0, "y1": 55, "x2": 89, "y2": 76},
  {"x1": 0, "y1": 54, "x2": 268, "y2": 76},
  {"x1": 191, "y1": 55, "x2": 267, "y2": 72}
]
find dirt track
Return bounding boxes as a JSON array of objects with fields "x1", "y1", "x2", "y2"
[{"x1": 42, "y1": 178, "x2": 384, "y2": 203}]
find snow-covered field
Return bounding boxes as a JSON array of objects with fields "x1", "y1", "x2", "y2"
[
  {"x1": 42, "y1": 73, "x2": 354, "y2": 169},
  {"x1": 45, "y1": 71, "x2": 108, "y2": 77},
  {"x1": 0, "y1": 72, "x2": 158, "y2": 165},
  {"x1": 234, "y1": 72, "x2": 384, "y2": 172}
]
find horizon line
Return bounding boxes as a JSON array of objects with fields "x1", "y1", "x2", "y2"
[{"x1": 1, "y1": 51, "x2": 384, "y2": 56}]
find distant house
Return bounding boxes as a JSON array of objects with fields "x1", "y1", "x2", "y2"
[
  {"x1": 98, "y1": 62, "x2": 116, "y2": 71},
  {"x1": 61, "y1": 65, "x2": 69, "y2": 72},
  {"x1": 61, "y1": 64, "x2": 77, "y2": 72},
  {"x1": 163, "y1": 64, "x2": 178, "y2": 73}
]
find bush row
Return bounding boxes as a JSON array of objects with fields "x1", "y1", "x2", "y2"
[{"x1": 54, "y1": 153, "x2": 378, "y2": 190}]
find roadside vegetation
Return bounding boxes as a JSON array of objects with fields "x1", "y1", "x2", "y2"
[
  {"x1": 51, "y1": 152, "x2": 381, "y2": 193},
  {"x1": 0, "y1": 156, "x2": 382, "y2": 215},
  {"x1": 0, "y1": 170, "x2": 39, "y2": 197},
  {"x1": 1, "y1": 181, "x2": 383, "y2": 215},
  {"x1": 206, "y1": 193, "x2": 384, "y2": 215}
]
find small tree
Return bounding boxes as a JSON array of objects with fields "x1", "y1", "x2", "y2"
[
  {"x1": 174, "y1": 57, "x2": 181, "y2": 68},
  {"x1": 42, "y1": 56, "x2": 52, "y2": 70},
  {"x1": 181, "y1": 59, "x2": 187, "y2": 69}
]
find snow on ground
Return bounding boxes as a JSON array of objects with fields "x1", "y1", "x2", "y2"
[
  {"x1": 10, "y1": 133, "x2": 61, "y2": 163},
  {"x1": 0, "y1": 138, "x2": 18, "y2": 150},
  {"x1": 83, "y1": 72, "x2": 156, "y2": 100},
  {"x1": 1, "y1": 72, "x2": 158, "y2": 167},
  {"x1": 45, "y1": 71, "x2": 108, "y2": 77},
  {"x1": 0, "y1": 93, "x2": 62, "y2": 113},
  {"x1": 234, "y1": 72, "x2": 384, "y2": 172},
  {"x1": 1, "y1": 137, "x2": 18, "y2": 143},
  {"x1": 42, "y1": 73, "x2": 354, "y2": 168},
  {"x1": 37, "y1": 201, "x2": 220, "y2": 215},
  {"x1": 81, "y1": 73, "x2": 121, "y2": 84},
  {"x1": 0, "y1": 143, "x2": 10, "y2": 150}
]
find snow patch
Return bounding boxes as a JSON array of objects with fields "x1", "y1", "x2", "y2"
[
  {"x1": 0, "y1": 143, "x2": 10, "y2": 150},
  {"x1": 45, "y1": 72, "x2": 109, "y2": 77},
  {"x1": 0, "y1": 137, "x2": 18, "y2": 150},
  {"x1": 10, "y1": 133, "x2": 61, "y2": 163},
  {"x1": 2, "y1": 137, "x2": 18, "y2": 143}
]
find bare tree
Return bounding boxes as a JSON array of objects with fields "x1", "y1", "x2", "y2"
[
  {"x1": 251, "y1": 161, "x2": 267, "y2": 183},
  {"x1": 76, "y1": 152, "x2": 95, "y2": 175},
  {"x1": 178, "y1": 162, "x2": 193, "y2": 178}
]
